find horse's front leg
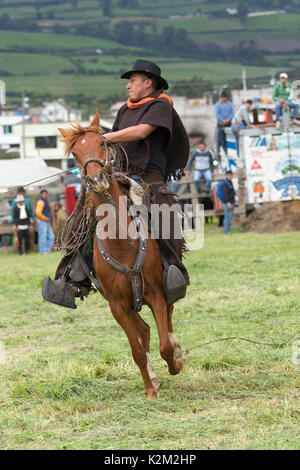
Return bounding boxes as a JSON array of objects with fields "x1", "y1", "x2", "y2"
[
  {"x1": 109, "y1": 300, "x2": 158, "y2": 399},
  {"x1": 148, "y1": 293, "x2": 185, "y2": 376}
]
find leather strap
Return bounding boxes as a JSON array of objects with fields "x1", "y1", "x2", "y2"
[
  {"x1": 76, "y1": 250, "x2": 104, "y2": 295},
  {"x1": 96, "y1": 219, "x2": 147, "y2": 312}
]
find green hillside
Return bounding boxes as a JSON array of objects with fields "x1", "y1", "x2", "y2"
[{"x1": 0, "y1": 0, "x2": 300, "y2": 115}]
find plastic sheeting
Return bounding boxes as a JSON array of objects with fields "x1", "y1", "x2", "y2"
[{"x1": 0, "y1": 158, "x2": 61, "y2": 192}]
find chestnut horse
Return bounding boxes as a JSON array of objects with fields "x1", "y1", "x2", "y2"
[{"x1": 58, "y1": 111, "x2": 186, "y2": 398}]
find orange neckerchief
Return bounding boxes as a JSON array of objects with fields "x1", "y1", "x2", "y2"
[{"x1": 127, "y1": 93, "x2": 173, "y2": 109}]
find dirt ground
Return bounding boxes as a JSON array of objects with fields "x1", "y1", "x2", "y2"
[{"x1": 243, "y1": 200, "x2": 300, "y2": 233}]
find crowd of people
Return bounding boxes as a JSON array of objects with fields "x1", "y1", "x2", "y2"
[
  {"x1": 187, "y1": 71, "x2": 300, "y2": 234},
  {"x1": 216, "y1": 72, "x2": 300, "y2": 157}
]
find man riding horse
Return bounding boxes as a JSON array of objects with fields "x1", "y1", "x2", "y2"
[{"x1": 43, "y1": 59, "x2": 190, "y2": 309}]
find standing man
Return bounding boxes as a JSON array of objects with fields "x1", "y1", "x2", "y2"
[
  {"x1": 222, "y1": 170, "x2": 236, "y2": 234},
  {"x1": 12, "y1": 187, "x2": 34, "y2": 248},
  {"x1": 12, "y1": 187, "x2": 33, "y2": 219},
  {"x1": 13, "y1": 194, "x2": 31, "y2": 255},
  {"x1": 43, "y1": 59, "x2": 190, "y2": 308},
  {"x1": 187, "y1": 141, "x2": 214, "y2": 193},
  {"x1": 36, "y1": 189, "x2": 54, "y2": 254},
  {"x1": 231, "y1": 99, "x2": 253, "y2": 156},
  {"x1": 215, "y1": 91, "x2": 234, "y2": 156},
  {"x1": 273, "y1": 73, "x2": 300, "y2": 129}
]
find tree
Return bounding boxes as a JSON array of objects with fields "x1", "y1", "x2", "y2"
[
  {"x1": 237, "y1": 1, "x2": 248, "y2": 25},
  {"x1": 34, "y1": 1, "x2": 42, "y2": 20},
  {"x1": 100, "y1": 0, "x2": 112, "y2": 17},
  {"x1": 113, "y1": 21, "x2": 134, "y2": 44}
]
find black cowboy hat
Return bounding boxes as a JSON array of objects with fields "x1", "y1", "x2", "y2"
[
  {"x1": 120, "y1": 59, "x2": 169, "y2": 90},
  {"x1": 220, "y1": 90, "x2": 229, "y2": 98}
]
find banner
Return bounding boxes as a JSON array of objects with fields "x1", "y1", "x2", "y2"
[{"x1": 244, "y1": 132, "x2": 300, "y2": 203}]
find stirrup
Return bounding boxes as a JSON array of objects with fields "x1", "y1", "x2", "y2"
[
  {"x1": 42, "y1": 276, "x2": 77, "y2": 309},
  {"x1": 163, "y1": 265, "x2": 187, "y2": 305}
]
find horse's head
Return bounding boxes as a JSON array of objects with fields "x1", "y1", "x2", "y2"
[{"x1": 59, "y1": 110, "x2": 112, "y2": 194}]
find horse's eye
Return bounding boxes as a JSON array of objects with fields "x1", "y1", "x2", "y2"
[
  {"x1": 72, "y1": 152, "x2": 77, "y2": 158},
  {"x1": 100, "y1": 141, "x2": 105, "y2": 147}
]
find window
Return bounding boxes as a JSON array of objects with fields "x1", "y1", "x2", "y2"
[
  {"x1": 3, "y1": 125, "x2": 12, "y2": 134},
  {"x1": 35, "y1": 136, "x2": 57, "y2": 148}
]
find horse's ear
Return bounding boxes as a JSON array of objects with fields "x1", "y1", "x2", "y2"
[
  {"x1": 58, "y1": 128, "x2": 68, "y2": 138},
  {"x1": 90, "y1": 109, "x2": 100, "y2": 129}
]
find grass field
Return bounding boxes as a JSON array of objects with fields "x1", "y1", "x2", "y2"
[
  {"x1": 2, "y1": 55, "x2": 276, "y2": 100},
  {"x1": 0, "y1": 230, "x2": 300, "y2": 450}
]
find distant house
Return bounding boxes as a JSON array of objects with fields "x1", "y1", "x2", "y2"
[
  {"x1": 226, "y1": 8, "x2": 237, "y2": 15},
  {"x1": 110, "y1": 101, "x2": 126, "y2": 117},
  {"x1": 29, "y1": 99, "x2": 82, "y2": 123},
  {"x1": 12, "y1": 118, "x2": 112, "y2": 169},
  {"x1": 0, "y1": 115, "x2": 22, "y2": 149}
]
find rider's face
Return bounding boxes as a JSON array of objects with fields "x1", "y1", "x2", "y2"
[{"x1": 126, "y1": 73, "x2": 152, "y2": 102}]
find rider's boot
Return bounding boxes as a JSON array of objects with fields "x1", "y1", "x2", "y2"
[
  {"x1": 163, "y1": 263, "x2": 187, "y2": 305},
  {"x1": 141, "y1": 171, "x2": 190, "y2": 305},
  {"x1": 42, "y1": 275, "x2": 91, "y2": 309},
  {"x1": 42, "y1": 251, "x2": 93, "y2": 309}
]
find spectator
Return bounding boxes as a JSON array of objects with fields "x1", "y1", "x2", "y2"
[
  {"x1": 12, "y1": 187, "x2": 33, "y2": 218},
  {"x1": 35, "y1": 189, "x2": 54, "y2": 254},
  {"x1": 231, "y1": 99, "x2": 253, "y2": 156},
  {"x1": 188, "y1": 142, "x2": 214, "y2": 193},
  {"x1": 215, "y1": 91, "x2": 234, "y2": 156},
  {"x1": 12, "y1": 187, "x2": 34, "y2": 249},
  {"x1": 222, "y1": 170, "x2": 236, "y2": 234},
  {"x1": 273, "y1": 72, "x2": 300, "y2": 129},
  {"x1": 12, "y1": 194, "x2": 31, "y2": 255}
]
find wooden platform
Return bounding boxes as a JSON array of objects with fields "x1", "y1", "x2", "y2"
[{"x1": 175, "y1": 172, "x2": 246, "y2": 219}]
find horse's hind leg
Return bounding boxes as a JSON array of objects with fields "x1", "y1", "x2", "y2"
[
  {"x1": 109, "y1": 301, "x2": 158, "y2": 399},
  {"x1": 150, "y1": 294, "x2": 185, "y2": 376},
  {"x1": 133, "y1": 313, "x2": 160, "y2": 391},
  {"x1": 167, "y1": 304, "x2": 185, "y2": 361}
]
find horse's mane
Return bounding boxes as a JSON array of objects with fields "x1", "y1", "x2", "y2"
[{"x1": 60, "y1": 122, "x2": 102, "y2": 155}]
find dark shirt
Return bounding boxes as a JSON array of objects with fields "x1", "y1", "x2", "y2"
[
  {"x1": 222, "y1": 178, "x2": 235, "y2": 204},
  {"x1": 112, "y1": 91, "x2": 189, "y2": 179},
  {"x1": 13, "y1": 205, "x2": 30, "y2": 227},
  {"x1": 146, "y1": 127, "x2": 169, "y2": 175},
  {"x1": 12, "y1": 197, "x2": 33, "y2": 219}
]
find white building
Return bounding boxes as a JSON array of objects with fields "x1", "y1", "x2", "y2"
[
  {"x1": 0, "y1": 115, "x2": 22, "y2": 149},
  {"x1": 172, "y1": 96, "x2": 216, "y2": 149},
  {"x1": 231, "y1": 87, "x2": 274, "y2": 108},
  {"x1": 12, "y1": 118, "x2": 112, "y2": 168},
  {"x1": 35, "y1": 99, "x2": 82, "y2": 123}
]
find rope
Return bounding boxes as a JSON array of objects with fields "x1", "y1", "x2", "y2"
[
  {"x1": 152, "y1": 330, "x2": 300, "y2": 364},
  {"x1": 182, "y1": 330, "x2": 300, "y2": 355},
  {"x1": 54, "y1": 140, "x2": 134, "y2": 258},
  {"x1": 0, "y1": 168, "x2": 74, "y2": 197}
]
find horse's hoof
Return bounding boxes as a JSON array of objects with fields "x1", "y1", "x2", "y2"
[
  {"x1": 169, "y1": 357, "x2": 186, "y2": 375},
  {"x1": 145, "y1": 387, "x2": 157, "y2": 399}
]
